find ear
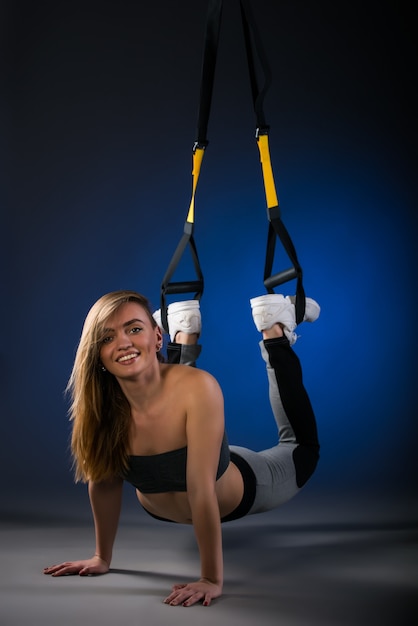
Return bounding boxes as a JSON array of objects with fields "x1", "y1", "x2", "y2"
[{"x1": 155, "y1": 324, "x2": 163, "y2": 349}]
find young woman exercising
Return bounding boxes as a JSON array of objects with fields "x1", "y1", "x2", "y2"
[{"x1": 44, "y1": 290, "x2": 320, "y2": 607}]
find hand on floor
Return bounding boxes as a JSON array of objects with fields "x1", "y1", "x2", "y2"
[
  {"x1": 43, "y1": 555, "x2": 109, "y2": 577},
  {"x1": 164, "y1": 578, "x2": 222, "y2": 607}
]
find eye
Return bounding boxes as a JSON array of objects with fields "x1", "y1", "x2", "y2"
[
  {"x1": 101, "y1": 335, "x2": 113, "y2": 344},
  {"x1": 129, "y1": 326, "x2": 143, "y2": 334}
]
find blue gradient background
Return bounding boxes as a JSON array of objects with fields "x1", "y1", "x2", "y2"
[{"x1": 2, "y1": 0, "x2": 416, "y2": 516}]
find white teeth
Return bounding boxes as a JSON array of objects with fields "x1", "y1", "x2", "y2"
[{"x1": 118, "y1": 353, "x2": 137, "y2": 362}]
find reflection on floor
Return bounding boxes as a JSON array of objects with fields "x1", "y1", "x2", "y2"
[{"x1": 1, "y1": 488, "x2": 417, "y2": 626}]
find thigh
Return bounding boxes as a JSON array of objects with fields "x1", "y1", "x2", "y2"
[{"x1": 229, "y1": 443, "x2": 300, "y2": 515}]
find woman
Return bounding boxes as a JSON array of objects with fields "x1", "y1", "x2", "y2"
[{"x1": 44, "y1": 290, "x2": 320, "y2": 607}]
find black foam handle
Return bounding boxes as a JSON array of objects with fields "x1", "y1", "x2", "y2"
[
  {"x1": 264, "y1": 267, "x2": 298, "y2": 290},
  {"x1": 163, "y1": 280, "x2": 204, "y2": 296}
]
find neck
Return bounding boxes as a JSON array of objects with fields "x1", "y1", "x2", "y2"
[{"x1": 116, "y1": 361, "x2": 164, "y2": 412}]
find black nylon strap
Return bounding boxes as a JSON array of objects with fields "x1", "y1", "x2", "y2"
[
  {"x1": 196, "y1": 0, "x2": 272, "y2": 140},
  {"x1": 239, "y1": 0, "x2": 272, "y2": 131},
  {"x1": 159, "y1": 1, "x2": 223, "y2": 331},
  {"x1": 264, "y1": 213, "x2": 306, "y2": 325},
  {"x1": 196, "y1": 0, "x2": 223, "y2": 145}
]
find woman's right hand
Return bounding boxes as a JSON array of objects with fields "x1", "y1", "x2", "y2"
[{"x1": 43, "y1": 555, "x2": 109, "y2": 577}]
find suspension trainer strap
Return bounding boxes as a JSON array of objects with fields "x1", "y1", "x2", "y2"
[
  {"x1": 160, "y1": 1, "x2": 222, "y2": 332},
  {"x1": 160, "y1": 0, "x2": 306, "y2": 328},
  {"x1": 196, "y1": 0, "x2": 223, "y2": 146},
  {"x1": 257, "y1": 133, "x2": 306, "y2": 324},
  {"x1": 239, "y1": 0, "x2": 306, "y2": 323},
  {"x1": 159, "y1": 146, "x2": 205, "y2": 333}
]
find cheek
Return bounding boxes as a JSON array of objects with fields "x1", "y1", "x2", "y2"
[{"x1": 99, "y1": 345, "x2": 109, "y2": 362}]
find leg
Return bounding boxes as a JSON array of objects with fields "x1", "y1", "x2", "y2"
[
  {"x1": 261, "y1": 335, "x2": 320, "y2": 486},
  {"x1": 253, "y1": 294, "x2": 320, "y2": 457},
  {"x1": 230, "y1": 294, "x2": 320, "y2": 515},
  {"x1": 166, "y1": 342, "x2": 201, "y2": 366}
]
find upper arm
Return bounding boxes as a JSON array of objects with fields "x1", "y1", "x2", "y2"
[{"x1": 184, "y1": 369, "x2": 225, "y2": 497}]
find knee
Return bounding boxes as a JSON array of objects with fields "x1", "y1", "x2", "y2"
[{"x1": 292, "y1": 444, "x2": 320, "y2": 488}]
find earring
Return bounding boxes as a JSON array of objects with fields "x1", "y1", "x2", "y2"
[{"x1": 100, "y1": 365, "x2": 107, "y2": 372}]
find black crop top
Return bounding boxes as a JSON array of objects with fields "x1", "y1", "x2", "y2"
[{"x1": 123, "y1": 432, "x2": 230, "y2": 493}]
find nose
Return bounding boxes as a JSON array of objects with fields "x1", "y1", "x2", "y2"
[{"x1": 115, "y1": 332, "x2": 134, "y2": 351}]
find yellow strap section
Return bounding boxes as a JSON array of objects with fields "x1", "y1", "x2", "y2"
[
  {"x1": 186, "y1": 147, "x2": 205, "y2": 224},
  {"x1": 257, "y1": 134, "x2": 278, "y2": 209}
]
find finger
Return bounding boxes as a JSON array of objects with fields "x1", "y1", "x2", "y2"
[
  {"x1": 202, "y1": 592, "x2": 211, "y2": 607},
  {"x1": 44, "y1": 563, "x2": 71, "y2": 575},
  {"x1": 164, "y1": 584, "x2": 186, "y2": 604},
  {"x1": 182, "y1": 592, "x2": 204, "y2": 607},
  {"x1": 44, "y1": 565, "x2": 65, "y2": 575},
  {"x1": 51, "y1": 566, "x2": 73, "y2": 576},
  {"x1": 164, "y1": 590, "x2": 187, "y2": 606},
  {"x1": 164, "y1": 593, "x2": 180, "y2": 605},
  {"x1": 168, "y1": 588, "x2": 203, "y2": 607},
  {"x1": 51, "y1": 563, "x2": 80, "y2": 577}
]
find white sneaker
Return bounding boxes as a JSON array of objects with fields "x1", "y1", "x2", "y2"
[
  {"x1": 167, "y1": 300, "x2": 201, "y2": 342},
  {"x1": 152, "y1": 308, "x2": 164, "y2": 331},
  {"x1": 288, "y1": 295, "x2": 321, "y2": 323},
  {"x1": 153, "y1": 301, "x2": 201, "y2": 341},
  {"x1": 251, "y1": 294, "x2": 296, "y2": 343},
  {"x1": 250, "y1": 294, "x2": 320, "y2": 345}
]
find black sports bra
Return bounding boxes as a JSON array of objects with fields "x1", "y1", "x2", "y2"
[{"x1": 123, "y1": 432, "x2": 230, "y2": 493}]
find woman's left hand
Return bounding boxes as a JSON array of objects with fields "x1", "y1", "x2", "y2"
[{"x1": 164, "y1": 578, "x2": 222, "y2": 607}]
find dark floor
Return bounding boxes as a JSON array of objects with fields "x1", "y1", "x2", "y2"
[{"x1": 1, "y1": 489, "x2": 417, "y2": 626}]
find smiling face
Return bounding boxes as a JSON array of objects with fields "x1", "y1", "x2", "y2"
[{"x1": 99, "y1": 301, "x2": 162, "y2": 380}]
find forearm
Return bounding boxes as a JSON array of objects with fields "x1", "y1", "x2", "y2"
[
  {"x1": 190, "y1": 492, "x2": 223, "y2": 586},
  {"x1": 88, "y1": 478, "x2": 123, "y2": 566}
]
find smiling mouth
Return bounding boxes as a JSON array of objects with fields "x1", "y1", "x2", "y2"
[{"x1": 117, "y1": 353, "x2": 139, "y2": 363}]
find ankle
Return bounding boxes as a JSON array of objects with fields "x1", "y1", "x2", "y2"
[
  {"x1": 262, "y1": 323, "x2": 284, "y2": 340},
  {"x1": 174, "y1": 331, "x2": 199, "y2": 345}
]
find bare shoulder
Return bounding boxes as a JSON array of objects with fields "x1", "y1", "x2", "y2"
[{"x1": 162, "y1": 363, "x2": 222, "y2": 397}]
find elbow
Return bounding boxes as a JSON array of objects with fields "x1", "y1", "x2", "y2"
[
  {"x1": 188, "y1": 482, "x2": 218, "y2": 512},
  {"x1": 88, "y1": 477, "x2": 123, "y2": 494}
]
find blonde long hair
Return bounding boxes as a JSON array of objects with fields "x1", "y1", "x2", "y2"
[{"x1": 67, "y1": 290, "x2": 161, "y2": 483}]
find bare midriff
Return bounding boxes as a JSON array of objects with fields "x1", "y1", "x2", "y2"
[{"x1": 136, "y1": 461, "x2": 244, "y2": 524}]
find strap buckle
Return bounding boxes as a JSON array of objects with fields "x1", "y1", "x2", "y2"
[{"x1": 193, "y1": 140, "x2": 209, "y2": 153}]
